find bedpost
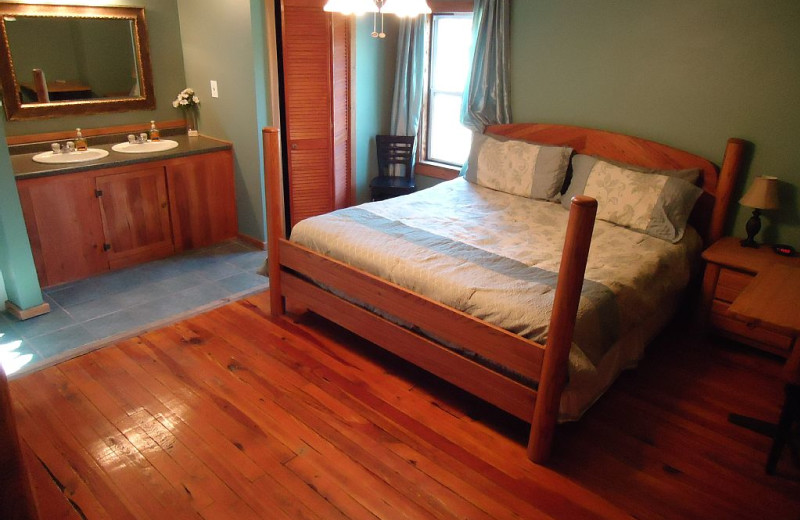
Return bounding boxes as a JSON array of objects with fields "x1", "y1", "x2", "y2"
[
  {"x1": 708, "y1": 138, "x2": 746, "y2": 244},
  {"x1": 263, "y1": 127, "x2": 286, "y2": 316},
  {"x1": 528, "y1": 195, "x2": 598, "y2": 463}
]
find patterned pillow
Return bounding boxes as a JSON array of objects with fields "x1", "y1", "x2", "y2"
[
  {"x1": 563, "y1": 155, "x2": 702, "y2": 243},
  {"x1": 462, "y1": 133, "x2": 572, "y2": 201}
]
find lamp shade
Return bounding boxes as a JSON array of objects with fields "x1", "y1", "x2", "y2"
[{"x1": 739, "y1": 175, "x2": 780, "y2": 210}]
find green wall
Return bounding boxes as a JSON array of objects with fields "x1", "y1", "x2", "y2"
[
  {"x1": 176, "y1": 0, "x2": 271, "y2": 242},
  {"x1": 355, "y1": 16, "x2": 397, "y2": 203},
  {"x1": 510, "y1": 0, "x2": 800, "y2": 245},
  {"x1": 2, "y1": 0, "x2": 187, "y2": 136}
]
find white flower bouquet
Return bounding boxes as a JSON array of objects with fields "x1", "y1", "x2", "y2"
[{"x1": 172, "y1": 87, "x2": 200, "y2": 109}]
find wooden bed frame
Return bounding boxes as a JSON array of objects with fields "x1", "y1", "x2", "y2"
[{"x1": 263, "y1": 124, "x2": 745, "y2": 463}]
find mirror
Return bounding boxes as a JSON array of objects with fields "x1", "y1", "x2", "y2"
[{"x1": 0, "y1": 4, "x2": 155, "y2": 120}]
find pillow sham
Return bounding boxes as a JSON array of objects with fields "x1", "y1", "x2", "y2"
[
  {"x1": 462, "y1": 132, "x2": 572, "y2": 201},
  {"x1": 563, "y1": 154, "x2": 703, "y2": 243}
]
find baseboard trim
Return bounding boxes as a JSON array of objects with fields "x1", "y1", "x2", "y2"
[
  {"x1": 5, "y1": 300, "x2": 51, "y2": 321},
  {"x1": 237, "y1": 233, "x2": 266, "y2": 250}
]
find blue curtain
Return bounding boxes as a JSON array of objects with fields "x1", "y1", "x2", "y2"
[
  {"x1": 460, "y1": 0, "x2": 512, "y2": 133},
  {"x1": 390, "y1": 16, "x2": 427, "y2": 139}
]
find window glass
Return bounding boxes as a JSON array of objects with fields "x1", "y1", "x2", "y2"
[{"x1": 426, "y1": 14, "x2": 473, "y2": 166}]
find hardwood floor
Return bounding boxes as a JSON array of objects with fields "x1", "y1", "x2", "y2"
[{"x1": 9, "y1": 291, "x2": 800, "y2": 519}]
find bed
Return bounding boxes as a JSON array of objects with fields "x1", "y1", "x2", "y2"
[{"x1": 262, "y1": 123, "x2": 744, "y2": 463}]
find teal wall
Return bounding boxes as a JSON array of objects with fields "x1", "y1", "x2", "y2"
[
  {"x1": 176, "y1": 0, "x2": 271, "y2": 242},
  {"x1": 2, "y1": 0, "x2": 187, "y2": 136},
  {"x1": 355, "y1": 16, "x2": 397, "y2": 203},
  {"x1": 0, "y1": 122, "x2": 43, "y2": 310},
  {"x1": 510, "y1": 0, "x2": 800, "y2": 245},
  {"x1": 0, "y1": 272, "x2": 7, "y2": 303}
]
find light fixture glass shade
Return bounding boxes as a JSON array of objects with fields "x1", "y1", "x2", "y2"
[
  {"x1": 381, "y1": 0, "x2": 432, "y2": 16},
  {"x1": 323, "y1": 0, "x2": 378, "y2": 14},
  {"x1": 740, "y1": 175, "x2": 780, "y2": 210}
]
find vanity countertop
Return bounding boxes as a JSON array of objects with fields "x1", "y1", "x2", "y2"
[{"x1": 11, "y1": 134, "x2": 232, "y2": 180}]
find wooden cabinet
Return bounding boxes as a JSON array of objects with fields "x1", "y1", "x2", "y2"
[
  {"x1": 701, "y1": 237, "x2": 800, "y2": 357},
  {"x1": 17, "y1": 150, "x2": 237, "y2": 287},
  {"x1": 16, "y1": 173, "x2": 108, "y2": 287},
  {"x1": 166, "y1": 150, "x2": 237, "y2": 251},
  {"x1": 96, "y1": 166, "x2": 174, "y2": 270},
  {"x1": 279, "y1": 0, "x2": 351, "y2": 227}
]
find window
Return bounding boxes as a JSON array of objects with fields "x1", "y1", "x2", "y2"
[{"x1": 423, "y1": 13, "x2": 473, "y2": 168}]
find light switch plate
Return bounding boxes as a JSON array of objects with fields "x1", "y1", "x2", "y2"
[{"x1": 210, "y1": 80, "x2": 219, "y2": 98}]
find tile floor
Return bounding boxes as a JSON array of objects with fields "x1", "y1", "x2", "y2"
[{"x1": 0, "y1": 240, "x2": 268, "y2": 378}]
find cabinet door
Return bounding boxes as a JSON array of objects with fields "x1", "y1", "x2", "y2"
[
  {"x1": 96, "y1": 166, "x2": 174, "y2": 270},
  {"x1": 16, "y1": 173, "x2": 108, "y2": 287},
  {"x1": 166, "y1": 150, "x2": 237, "y2": 251}
]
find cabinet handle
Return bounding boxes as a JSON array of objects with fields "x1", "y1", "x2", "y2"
[
  {"x1": 291, "y1": 143, "x2": 298, "y2": 150},
  {"x1": 161, "y1": 202, "x2": 168, "y2": 209}
]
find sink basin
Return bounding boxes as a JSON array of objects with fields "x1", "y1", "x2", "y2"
[
  {"x1": 111, "y1": 139, "x2": 179, "y2": 154},
  {"x1": 32, "y1": 148, "x2": 109, "y2": 164}
]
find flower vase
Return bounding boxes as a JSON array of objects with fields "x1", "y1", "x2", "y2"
[{"x1": 185, "y1": 107, "x2": 199, "y2": 137}]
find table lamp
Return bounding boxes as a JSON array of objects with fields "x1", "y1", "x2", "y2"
[{"x1": 739, "y1": 175, "x2": 779, "y2": 248}]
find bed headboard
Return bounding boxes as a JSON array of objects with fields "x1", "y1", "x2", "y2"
[{"x1": 485, "y1": 123, "x2": 745, "y2": 245}]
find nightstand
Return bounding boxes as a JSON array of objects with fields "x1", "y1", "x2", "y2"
[{"x1": 700, "y1": 237, "x2": 800, "y2": 357}]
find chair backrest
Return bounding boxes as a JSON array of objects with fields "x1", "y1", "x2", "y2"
[{"x1": 376, "y1": 135, "x2": 415, "y2": 179}]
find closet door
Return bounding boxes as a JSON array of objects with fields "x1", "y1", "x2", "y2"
[{"x1": 280, "y1": 0, "x2": 351, "y2": 227}]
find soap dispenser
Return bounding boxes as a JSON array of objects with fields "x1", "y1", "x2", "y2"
[
  {"x1": 75, "y1": 128, "x2": 88, "y2": 151},
  {"x1": 149, "y1": 120, "x2": 160, "y2": 142}
]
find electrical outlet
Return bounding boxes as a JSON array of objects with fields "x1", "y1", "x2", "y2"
[{"x1": 210, "y1": 80, "x2": 219, "y2": 98}]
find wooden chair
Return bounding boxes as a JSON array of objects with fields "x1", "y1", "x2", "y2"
[{"x1": 369, "y1": 135, "x2": 416, "y2": 201}]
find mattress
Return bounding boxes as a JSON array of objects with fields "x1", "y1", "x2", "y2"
[{"x1": 290, "y1": 178, "x2": 702, "y2": 419}]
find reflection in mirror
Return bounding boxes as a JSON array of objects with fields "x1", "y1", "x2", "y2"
[{"x1": 0, "y1": 4, "x2": 155, "y2": 120}]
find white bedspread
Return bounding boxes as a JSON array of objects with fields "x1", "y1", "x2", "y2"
[{"x1": 291, "y1": 178, "x2": 701, "y2": 419}]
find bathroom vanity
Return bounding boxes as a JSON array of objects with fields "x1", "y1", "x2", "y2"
[{"x1": 12, "y1": 135, "x2": 237, "y2": 287}]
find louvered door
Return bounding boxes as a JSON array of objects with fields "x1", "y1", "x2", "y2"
[{"x1": 280, "y1": 0, "x2": 351, "y2": 227}]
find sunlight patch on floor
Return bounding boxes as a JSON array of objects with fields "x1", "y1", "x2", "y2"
[{"x1": 0, "y1": 332, "x2": 33, "y2": 375}]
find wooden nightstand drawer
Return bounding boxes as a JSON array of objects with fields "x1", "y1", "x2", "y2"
[
  {"x1": 715, "y1": 268, "x2": 753, "y2": 303},
  {"x1": 710, "y1": 299, "x2": 794, "y2": 354}
]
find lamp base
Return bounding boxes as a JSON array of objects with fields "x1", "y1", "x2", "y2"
[{"x1": 740, "y1": 208, "x2": 762, "y2": 248}]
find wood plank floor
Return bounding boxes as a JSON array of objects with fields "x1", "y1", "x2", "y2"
[{"x1": 10, "y1": 291, "x2": 800, "y2": 519}]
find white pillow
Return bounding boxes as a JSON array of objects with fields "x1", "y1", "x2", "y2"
[
  {"x1": 564, "y1": 155, "x2": 703, "y2": 243},
  {"x1": 462, "y1": 133, "x2": 572, "y2": 201}
]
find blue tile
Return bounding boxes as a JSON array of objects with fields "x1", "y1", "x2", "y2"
[
  {"x1": 15, "y1": 240, "x2": 262, "y2": 367},
  {"x1": 46, "y1": 278, "x2": 104, "y2": 307},
  {"x1": 217, "y1": 272, "x2": 269, "y2": 295},
  {"x1": 0, "y1": 310, "x2": 18, "y2": 335},
  {"x1": 229, "y1": 250, "x2": 267, "y2": 271},
  {"x1": 92, "y1": 266, "x2": 155, "y2": 294},
  {"x1": 137, "y1": 257, "x2": 188, "y2": 281},
  {"x1": 159, "y1": 282, "x2": 232, "y2": 313},
  {"x1": 27, "y1": 324, "x2": 96, "y2": 359},
  {"x1": 63, "y1": 272, "x2": 208, "y2": 322},
  {"x1": 11, "y1": 298, "x2": 78, "y2": 339},
  {"x1": 82, "y1": 308, "x2": 155, "y2": 340}
]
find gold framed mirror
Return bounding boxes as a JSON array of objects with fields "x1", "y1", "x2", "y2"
[{"x1": 0, "y1": 3, "x2": 155, "y2": 121}]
